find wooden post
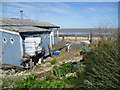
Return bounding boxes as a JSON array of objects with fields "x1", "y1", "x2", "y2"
[
  {"x1": 62, "y1": 35, "x2": 65, "y2": 41},
  {"x1": 89, "y1": 33, "x2": 92, "y2": 43},
  {"x1": 22, "y1": 37, "x2": 26, "y2": 55},
  {"x1": 52, "y1": 30, "x2": 54, "y2": 44},
  {"x1": 75, "y1": 35, "x2": 77, "y2": 41}
]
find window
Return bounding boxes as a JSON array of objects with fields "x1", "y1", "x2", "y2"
[
  {"x1": 10, "y1": 37, "x2": 15, "y2": 44},
  {"x1": 2, "y1": 37, "x2": 7, "y2": 43}
]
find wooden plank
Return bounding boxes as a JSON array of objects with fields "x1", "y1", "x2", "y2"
[{"x1": 0, "y1": 63, "x2": 24, "y2": 71}]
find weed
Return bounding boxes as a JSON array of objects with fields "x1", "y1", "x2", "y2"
[
  {"x1": 50, "y1": 59, "x2": 57, "y2": 65},
  {"x1": 52, "y1": 62, "x2": 76, "y2": 77},
  {"x1": 45, "y1": 74, "x2": 51, "y2": 81}
]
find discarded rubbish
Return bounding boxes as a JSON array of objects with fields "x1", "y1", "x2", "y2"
[
  {"x1": 56, "y1": 50, "x2": 62, "y2": 53},
  {"x1": 81, "y1": 40, "x2": 90, "y2": 44},
  {"x1": 53, "y1": 51, "x2": 60, "y2": 55},
  {"x1": 53, "y1": 50, "x2": 62, "y2": 55},
  {"x1": 67, "y1": 42, "x2": 82, "y2": 52},
  {"x1": 80, "y1": 51, "x2": 85, "y2": 55},
  {"x1": 82, "y1": 46, "x2": 90, "y2": 52},
  {"x1": 72, "y1": 62, "x2": 78, "y2": 70},
  {"x1": 81, "y1": 43, "x2": 91, "y2": 53}
]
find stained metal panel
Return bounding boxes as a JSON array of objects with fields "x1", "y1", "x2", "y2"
[
  {"x1": 0, "y1": 31, "x2": 2, "y2": 62},
  {"x1": 2, "y1": 31, "x2": 22, "y2": 66},
  {"x1": 42, "y1": 36, "x2": 50, "y2": 57},
  {"x1": 54, "y1": 37, "x2": 59, "y2": 44}
]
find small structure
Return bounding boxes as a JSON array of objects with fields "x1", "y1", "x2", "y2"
[{"x1": 0, "y1": 17, "x2": 60, "y2": 67}]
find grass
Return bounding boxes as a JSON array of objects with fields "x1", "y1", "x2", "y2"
[
  {"x1": 52, "y1": 49, "x2": 80, "y2": 62},
  {"x1": 50, "y1": 59, "x2": 57, "y2": 65},
  {"x1": 81, "y1": 39, "x2": 120, "y2": 88},
  {"x1": 75, "y1": 53, "x2": 81, "y2": 57},
  {"x1": 2, "y1": 77, "x2": 21, "y2": 88}
]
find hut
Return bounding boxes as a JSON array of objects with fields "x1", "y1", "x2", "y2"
[{"x1": 0, "y1": 17, "x2": 60, "y2": 66}]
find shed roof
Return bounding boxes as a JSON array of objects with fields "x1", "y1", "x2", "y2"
[
  {"x1": 0, "y1": 17, "x2": 60, "y2": 28},
  {"x1": 1, "y1": 26, "x2": 51, "y2": 32}
]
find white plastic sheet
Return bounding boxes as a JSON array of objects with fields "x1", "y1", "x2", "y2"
[
  {"x1": 80, "y1": 40, "x2": 91, "y2": 44},
  {"x1": 24, "y1": 37, "x2": 42, "y2": 55}
]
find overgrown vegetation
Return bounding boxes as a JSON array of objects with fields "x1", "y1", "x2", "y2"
[
  {"x1": 2, "y1": 38, "x2": 120, "y2": 88},
  {"x1": 82, "y1": 39, "x2": 120, "y2": 88}
]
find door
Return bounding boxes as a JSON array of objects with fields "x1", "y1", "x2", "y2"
[{"x1": 42, "y1": 36, "x2": 50, "y2": 57}]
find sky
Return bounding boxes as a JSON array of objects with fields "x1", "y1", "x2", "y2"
[{"x1": 1, "y1": 2, "x2": 118, "y2": 28}]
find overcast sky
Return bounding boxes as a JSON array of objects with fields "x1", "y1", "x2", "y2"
[{"x1": 1, "y1": 2, "x2": 118, "y2": 28}]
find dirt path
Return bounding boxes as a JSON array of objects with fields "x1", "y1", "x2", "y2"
[{"x1": 2, "y1": 50, "x2": 83, "y2": 80}]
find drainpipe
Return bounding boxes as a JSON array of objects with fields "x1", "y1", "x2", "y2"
[
  {"x1": 52, "y1": 30, "x2": 54, "y2": 45},
  {"x1": 22, "y1": 37, "x2": 26, "y2": 55},
  {"x1": 57, "y1": 28, "x2": 59, "y2": 37},
  {"x1": 50, "y1": 31, "x2": 52, "y2": 49},
  {"x1": 20, "y1": 36, "x2": 24, "y2": 57}
]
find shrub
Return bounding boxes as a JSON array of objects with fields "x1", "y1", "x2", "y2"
[{"x1": 82, "y1": 39, "x2": 120, "y2": 88}]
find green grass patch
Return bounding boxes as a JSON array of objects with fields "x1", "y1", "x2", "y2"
[
  {"x1": 52, "y1": 62, "x2": 76, "y2": 77},
  {"x1": 15, "y1": 74, "x2": 66, "y2": 88},
  {"x1": 50, "y1": 59, "x2": 57, "y2": 65}
]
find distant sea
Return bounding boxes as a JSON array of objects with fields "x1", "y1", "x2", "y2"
[{"x1": 58, "y1": 28, "x2": 117, "y2": 35}]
